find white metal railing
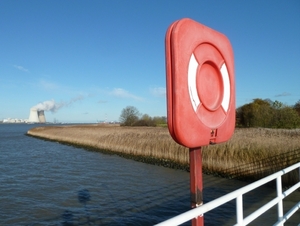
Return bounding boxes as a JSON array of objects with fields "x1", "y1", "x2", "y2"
[{"x1": 155, "y1": 162, "x2": 300, "y2": 226}]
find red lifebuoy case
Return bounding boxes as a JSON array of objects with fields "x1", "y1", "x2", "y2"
[{"x1": 165, "y1": 18, "x2": 235, "y2": 148}]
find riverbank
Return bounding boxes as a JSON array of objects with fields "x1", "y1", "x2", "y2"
[{"x1": 27, "y1": 125, "x2": 300, "y2": 184}]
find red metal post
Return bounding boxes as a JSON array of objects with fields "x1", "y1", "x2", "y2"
[{"x1": 189, "y1": 147, "x2": 204, "y2": 226}]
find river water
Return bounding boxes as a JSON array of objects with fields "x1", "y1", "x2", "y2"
[{"x1": 0, "y1": 124, "x2": 299, "y2": 226}]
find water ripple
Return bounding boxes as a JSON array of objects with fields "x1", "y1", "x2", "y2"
[{"x1": 0, "y1": 124, "x2": 299, "y2": 225}]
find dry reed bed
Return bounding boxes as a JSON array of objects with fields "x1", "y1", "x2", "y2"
[
  {"x1": 27, "y1": 125, "x2": 188, "y2": 164},
  {"x1": 27, "y1": 125, "x2": 300, "y2": 182}
]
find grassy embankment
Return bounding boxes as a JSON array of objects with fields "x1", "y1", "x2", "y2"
[{"x1": 27, "y1": 125, "x2": 300, "y2": 184}]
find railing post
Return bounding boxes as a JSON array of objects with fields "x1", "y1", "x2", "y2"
[
  {"x1": 276, "y1": 176, "x2": 283, "y2": 224},
  {"x1": 236, "y1": 195, "x2": 243, "y2": 225},
  {"x1": 189, "y1": 147, "x2": 204, "y2": 226}
]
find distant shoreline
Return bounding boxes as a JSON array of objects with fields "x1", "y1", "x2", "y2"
[{"x1": 27, "y1": 125, "x2": 300, "y2": 184}]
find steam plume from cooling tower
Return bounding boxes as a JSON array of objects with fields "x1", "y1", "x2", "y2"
[
  {"x1": 32, "y1": 96, "x2": 85, "y2": 112},
  {"x1": 32, "y1": 99, "x2": 63, "y2": 112},
  {"x1": 28, "y1": 100, "x2": 61, "y2": 123},
  {"x1": 29, "y1": 96, "x2": 87, "y2": 122}
]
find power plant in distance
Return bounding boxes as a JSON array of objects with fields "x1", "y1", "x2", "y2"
[{"x1": 28, "y1": 108, "x2": 46, "y2": 123}]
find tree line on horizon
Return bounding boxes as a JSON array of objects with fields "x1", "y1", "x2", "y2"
[
  {"x1": 236, "y1": 98, "x2": 300, "y2": 129},
  {"x1": 119, "y1": 99, "x2": 300, "y2": 129},
  {"x1": 119, "y1": 106, "x2": 167, "y2": 127}
]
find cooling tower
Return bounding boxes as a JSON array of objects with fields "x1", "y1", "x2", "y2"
[
  {"x1": 28, "y1": 108, "x2": 40, "y2": 123},
  {"x1": 38, "y1": 110, "x2": 46, "y2": 123}
]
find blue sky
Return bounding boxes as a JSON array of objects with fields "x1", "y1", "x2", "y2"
[{"x1": 1, "y1": 1, "x2": 299, "y2": 123}]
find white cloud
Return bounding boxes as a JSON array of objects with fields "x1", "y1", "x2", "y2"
[
  {"x1": 13, "y1": 65, "x2": 29, "y2": 72},
  {"x1": 38, "y1": 80, "x2": 60, "y2": 91},
  {"x1": 110, "y1": 88, "x2": 143, "y2": 101},
  {"x1": 275, "y1": 92, "x2": 291, "y2": 97},
  {"x1": 150, "y1": 87, "x2": 166, "y2": 97},
  {"x1": 69, "y1": 94, "x2": 85, "y2": 103},
  {"x1": 98, "y1": 100, "x2": 107, "y2": 104}
]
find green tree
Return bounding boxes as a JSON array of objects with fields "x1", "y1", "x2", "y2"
[
  {"x1": 294, "y1": 100, "x2": 300, "y2": 117},
  {"x1": 239, "y1": 99, "x2": 273, "y2": 127},
  {"x1": 152, "y1": 116, "x2": 167, "y2": 125},
  {"x1": 239, "y1": 103, "x2": 254, "y2": 127},
  {"x1": 141, "y1": 114, "x2": 152, "y2": 121},
  {"x1": 119, "y1": 106, "x2": 140, "y2": 126},
  {"x1": 273, "y1": 106, "x2": 300, "y2": 129},
  {"x1": 133, "y1": 114, "x2": 156, "y2": 126},
  {"x1": 272, "y1": 100, "x2": 283, "y2": 110},
  {"x1": 251, "y1": 99, "x2": 274, "y2": 127},
  {"x1": 238, "y1": 99, "x2": 300, "y2": 128}
]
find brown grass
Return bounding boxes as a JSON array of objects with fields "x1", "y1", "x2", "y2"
[{"x1": 27, "y1": 125, "x2": 300, "y2": 183}]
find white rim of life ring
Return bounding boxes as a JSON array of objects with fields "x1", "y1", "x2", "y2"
[{"x1": 188, "y1": 44, "x2": 230, "y2": 128}]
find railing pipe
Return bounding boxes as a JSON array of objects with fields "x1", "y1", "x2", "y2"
[
  {"x1": 273, "y1": 202, "x2": 300, "y2": 226},
  {"x1": 155, "y1": 162, "x2": 300, "y2": 226},
  {"x1": 240, "y1": 196, "x2": 281, "y2": 225},
  {"x1": 284, "y1": 181, "x2": 300, "y2": 196}
]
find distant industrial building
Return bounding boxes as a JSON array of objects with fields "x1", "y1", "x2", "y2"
[
  {"x1": 2, "y1": 118, "x2": 28, "y2": 123},
  {"x1": 28, "y1": 108, "x2": 46, "y2": 123},
  {"x1": 38, "y1": 110, "x2": 46, "y2": 123},
  {"x1": 1, "y1": 108, "x2": 47, "y2": 123}
]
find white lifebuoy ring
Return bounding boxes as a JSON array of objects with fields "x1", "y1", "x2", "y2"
[{"x1": 188, "y1": 44, "x2": 230, "y2": 128}]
